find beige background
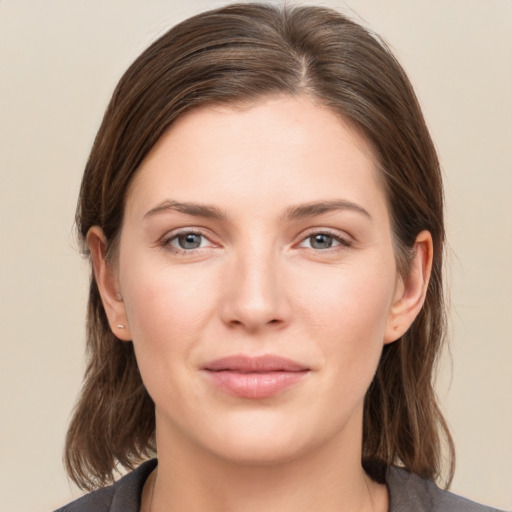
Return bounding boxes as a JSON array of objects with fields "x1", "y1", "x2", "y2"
[{"x1": 1, "y1": 1, "x2": 511, "y2": 510}]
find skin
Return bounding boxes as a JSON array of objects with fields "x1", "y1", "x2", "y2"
[{"x1": 89, "y1": 95, "x2": 432, "y2": 512}]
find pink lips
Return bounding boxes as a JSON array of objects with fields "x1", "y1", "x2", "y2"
[{"x1": 203, "y1": 355, "x2": 309, "y2": 399}]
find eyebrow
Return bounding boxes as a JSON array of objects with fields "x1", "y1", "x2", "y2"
[
  {"x1": 143, "y1": 199, "x2": 371, "y2": 221},
  {"x1": 144, "y1": 199, "x2": 226, "y2": 220},
  {"x1": 284, "y1": 200, "x2": 372, "y2": 221}
]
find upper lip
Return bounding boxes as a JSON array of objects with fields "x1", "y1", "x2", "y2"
[{"x1": 203, "y1": 354, "x2": 309, "y2": 373}]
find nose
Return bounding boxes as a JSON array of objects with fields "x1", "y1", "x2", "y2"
[{"x1": 220, "y1": 247, "x2": 290, "y2": 333}]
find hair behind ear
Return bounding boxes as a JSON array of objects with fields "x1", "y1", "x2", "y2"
[
  {"x1": 363, "y1": 257, "x2": 454, "y2": 487},
  {"x1": 64, "y1": 277, "x2": 155, "y2": 490}
]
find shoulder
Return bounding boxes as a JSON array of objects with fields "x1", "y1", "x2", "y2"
[
  {"x1": 53, "y1": 459, "x2": 157, "y2": 512},
  {"x1": 387, "y1": 466, "x2": 503, "y2": 512}
]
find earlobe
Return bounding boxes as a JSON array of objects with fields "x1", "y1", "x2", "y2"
[
  {"x1": 384, "y1": 230, "x2": 433, "y2": 344},
  {"x1": 87, "y1": 226, "x2": 131, "y2": 341}
]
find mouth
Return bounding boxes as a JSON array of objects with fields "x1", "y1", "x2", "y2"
[{"x1": 202, "y1": 354, "x2": 310, "y2": 399}]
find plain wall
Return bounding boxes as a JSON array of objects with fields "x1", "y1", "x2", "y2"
[{"x1": 0, "y1": 1, "x2": 510, "y2": 510}]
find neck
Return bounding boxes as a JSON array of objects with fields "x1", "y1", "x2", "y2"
[{"x1": 147, "y1": 418, "x2": 387, "y2": 512}]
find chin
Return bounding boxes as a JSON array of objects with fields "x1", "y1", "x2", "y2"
[
  {"x1": 194, "y1": 408, "x2": 342, "y2": 467},
  {"x1": 207, "y1": 434, "x2": 309, "y2": 467}
]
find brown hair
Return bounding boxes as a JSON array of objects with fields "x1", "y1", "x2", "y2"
[{"x1": 66, "y1": 2, "x2": 454, "y2": 490}]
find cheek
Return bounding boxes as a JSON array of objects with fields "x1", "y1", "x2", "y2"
[
  {"x1": 296, "y1": 259, "x2": 396, "y2": 340},
  {"x1": 119, "y1": 259, "x2": 221, "y2": 388},
  {"x1": 127, "y1": 274, "x2": 217, "y2": 338},
  {"x1": 292, "y1": 257, "x2": 396, "y2": 388}
]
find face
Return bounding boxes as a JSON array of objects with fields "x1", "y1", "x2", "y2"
[{"x1": 93, "y1": 95, "x2": 428, "y2": 466}]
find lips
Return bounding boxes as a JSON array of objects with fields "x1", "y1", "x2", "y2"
[{"x1": 202, "y1": 355, "x2": 310, "y2": 399}]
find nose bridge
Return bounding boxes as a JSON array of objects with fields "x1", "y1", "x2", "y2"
[{"x1": 221, "y1": 237, "x2": 285, "y2": 330}]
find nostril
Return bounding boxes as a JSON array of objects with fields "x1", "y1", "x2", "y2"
[{"x1": 227, "y1": 317, "x2": 282, "y2": 330}]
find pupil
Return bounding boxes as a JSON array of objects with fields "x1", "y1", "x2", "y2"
[
  {"x1": 179, "y1": 233, "x2": 201, "y2": 249},
  {"x1": 312, "y1": 234, "x2": 332, "y2": 249}
]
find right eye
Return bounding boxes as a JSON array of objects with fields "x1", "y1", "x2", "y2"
[{"x1": 165, "y1": 231, "x2": 211, "y2": 252}]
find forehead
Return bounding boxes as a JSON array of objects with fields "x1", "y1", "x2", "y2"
[{"x1": 125, "y1": 95, "x2": 386, "y2": 219}]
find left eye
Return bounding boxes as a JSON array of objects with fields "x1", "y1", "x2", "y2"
[
  {"x1": 168, "y1": 232, "x2": 208, "y2": 250},
  {"x1": 300, "y1": 233, "x2": 343, "y2": 250}
]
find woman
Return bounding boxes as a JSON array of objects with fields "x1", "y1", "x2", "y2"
[{"x1": 56, "y1": 3, "x2": 500, "y2": 511}]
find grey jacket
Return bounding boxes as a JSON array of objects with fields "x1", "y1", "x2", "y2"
[{"x1": 54, "y1": 459, "x2": 502, "y2": 512}]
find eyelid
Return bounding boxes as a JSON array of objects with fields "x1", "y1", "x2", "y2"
[
  {"x1": 160, "y1": 227, "x2": 219, "y2": 253},
  {"x1": 295, "y1": 227, "x2": 354, "y2": 249}
]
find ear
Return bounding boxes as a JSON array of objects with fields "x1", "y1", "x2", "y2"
[
  {"x1": 384, "y1": 230, "x2": 433, "y2": 344},
  {"x1": 87, "y1": 226, "x2": 131, "y2": 341}
]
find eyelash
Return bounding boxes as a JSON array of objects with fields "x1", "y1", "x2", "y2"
[
  {"x1": 298, "y1": 229, "x2": 353, "y2": 251},
  {"x1": 161, "y1": 230, "x2": 214, "y2": 255},
  {"x1": 160, "y1": 228, "x2": 353, "y2": 255}
]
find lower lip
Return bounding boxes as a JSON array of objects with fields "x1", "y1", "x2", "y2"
[{"x1": 204, "y1": 370, "x2": 308, "y2": 398}]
